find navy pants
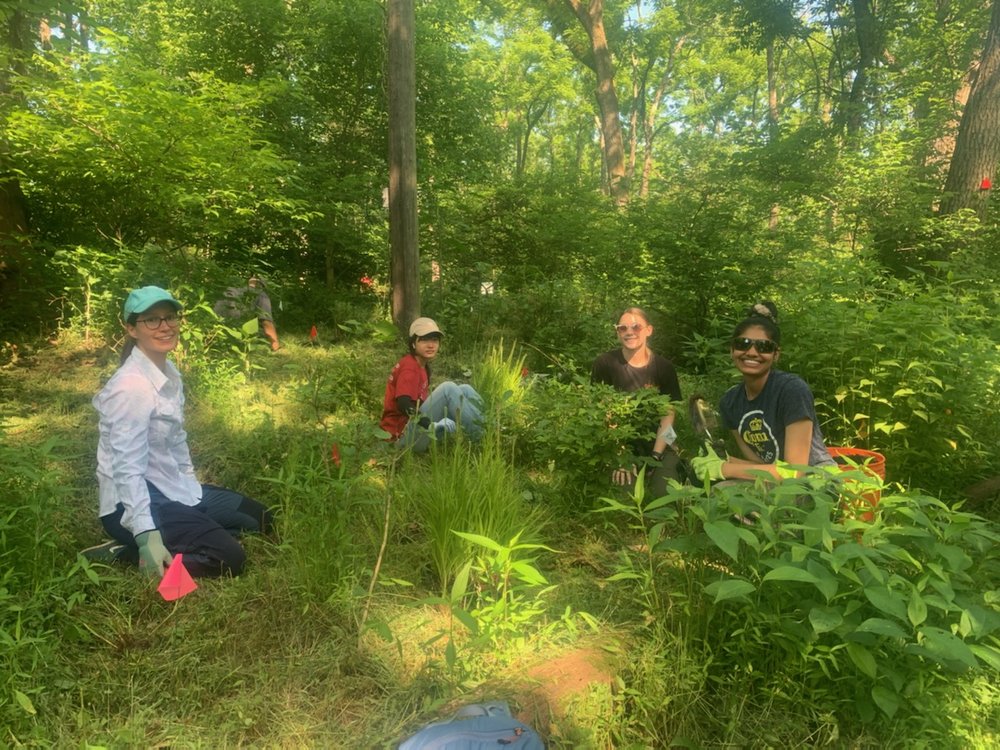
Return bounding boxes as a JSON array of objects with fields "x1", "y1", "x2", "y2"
[{"x1": 102, "y1": 482, "x2": 273, "y2": 577}]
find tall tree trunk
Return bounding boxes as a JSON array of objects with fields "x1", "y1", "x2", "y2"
[
  {"x1": 387, "y1": 0, "x2": 420, "y2": 334},
  {"x1": 842, "y1": 0, "x2": 879, "y2": 135},
  {"x1": 565, "y1": 0, "x2": 628, "y2": 205},
  {"x1": 767, "y1": 42, "x2": 780, "y2": 229},
  {"x1": 1, "y1": 8, "x2": 32, "y2": 273},
  {"x1": 939, "y1": 0, "x2": 1000, "y2": 218}
]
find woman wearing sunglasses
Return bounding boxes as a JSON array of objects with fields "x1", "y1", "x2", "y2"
[
  {"x1": 591, "y1": 307, "x2": 682, "y2": 489},
  {"x1": 86, "y1": 286, "x2": 273, "y2": 579},
  {"x1": 693, "y1": 301, "x2": 834, "y2": 482}
]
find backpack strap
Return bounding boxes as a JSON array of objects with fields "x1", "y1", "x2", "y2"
[{"x1": 450, "y1": 701, "x2": 512, "y2": 720}]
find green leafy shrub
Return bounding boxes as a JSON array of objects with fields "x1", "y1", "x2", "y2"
[
  {"x1": 782, "y1": 267, "x2": 1000, "y2": 497},
  {"x1": 599, "y1": 475, "x2": 1000, "y2": 741},
  {"x1": 517, "y1": 377, "x2": 674, "y2": 496},
  {"x1": 469, "y1": 339, "x2": 529, "y2": 432},
  {"x1": 451, "y1": 530, "x2": 557, "y2": 646}
]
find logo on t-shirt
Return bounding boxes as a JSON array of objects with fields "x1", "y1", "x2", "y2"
[{"x1": 739, "y1": 410, "x2": 779, "y2": 463}]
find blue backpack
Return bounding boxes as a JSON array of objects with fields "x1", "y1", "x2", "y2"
[{"x1": 398, "y1": 701, "x2": 545, "y2": 750}]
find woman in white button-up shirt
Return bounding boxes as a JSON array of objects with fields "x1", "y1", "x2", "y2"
[{"x1": 91, "y1": 286, "x2": 272, "y2": 579}]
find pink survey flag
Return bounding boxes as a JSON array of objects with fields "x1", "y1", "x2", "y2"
[{"x1": 158, "y1": 553, "x2": 198, "y2": 601}]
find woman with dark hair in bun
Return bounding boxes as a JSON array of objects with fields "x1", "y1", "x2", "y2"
[{"x1": 691, "y1": 301, "x2": 834, "y2": 483}]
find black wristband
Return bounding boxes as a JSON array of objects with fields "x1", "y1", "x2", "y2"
[{"x1": 651, "y1": 451, "x2": 663, "y2": 462}]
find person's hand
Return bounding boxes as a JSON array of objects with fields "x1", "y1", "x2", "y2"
[
  {"x1": 612, "y1": 465, "x2": 638, "y2": 486},
  {"x1": 135, "y1": 530, "x2": 172, "y2": 578},
  {"x1": 433, "y1": 417, "x2": 457, "y2": 435},
  {"x1": 691, "y1": 446, "x2": 726, "y2": 482}
]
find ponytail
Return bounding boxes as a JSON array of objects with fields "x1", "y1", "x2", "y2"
[
  {"x1": 733, "y1": 300, "x2": 781, "y2": 343},
  {"x1": 119, "y1": 314, "x2": 139, "y2": 364}
]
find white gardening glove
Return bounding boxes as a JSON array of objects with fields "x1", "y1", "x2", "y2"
[{"x1": 433, "y1": 417, "x2": 457, "y2": 435}]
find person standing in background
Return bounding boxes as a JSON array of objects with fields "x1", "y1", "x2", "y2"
[{"x1": 215, "y1": 276, "x2": 281, "y2": 351}]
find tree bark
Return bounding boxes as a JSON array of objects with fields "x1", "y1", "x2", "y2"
[
  {"x1": 939, "y1": 0, "x2": 1000, "y2": 218},
  {"x1": 564, "y1": 0, "x2": 628, "y2": 205},
  {"x1": 387, "y1": 0, "x2": 420, "y2": 334},
  {"x1": 842, "y1": 0, "x2": 880, "y2": 136},
  {"x1": 1, "y1": 8, "x2": 32, "y2": 271}
]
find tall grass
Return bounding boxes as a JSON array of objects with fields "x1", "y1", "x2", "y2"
[
  {"x1": 397, "y1": 433, "x2": 547, "y2": 596},
  {"x1": 259, "y1": 440, "x2": 365, "y2": 608},
  {"x1": 470, "y1": 339, "x2": 529, "y2": 429},
  {"x1": 0, "y1": 429, "x2": 98, "y2": 738}
]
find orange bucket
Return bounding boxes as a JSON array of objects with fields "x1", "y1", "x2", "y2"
[{"x1": 828, "y1": 447, "x2": 886, "y2": 522}]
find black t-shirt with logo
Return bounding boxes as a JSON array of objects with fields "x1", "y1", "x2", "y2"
[{"x1": 720, "y1": 369, "x2": 834, "y2": 466}]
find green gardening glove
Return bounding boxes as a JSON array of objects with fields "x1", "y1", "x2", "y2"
[
  {"x1": 691, "y1": 446, "x2": 726, "y2": 482},
  {"x1": 775, "y1": 460, "x2": 799, "y2": 479},
  {"x1": 135, "y1": 530, "x2": 172, "y2": 578}
]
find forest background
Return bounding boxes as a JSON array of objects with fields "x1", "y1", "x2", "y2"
[{"x1": 2, "y1": 0, "x2": 1000, "y2": 746}]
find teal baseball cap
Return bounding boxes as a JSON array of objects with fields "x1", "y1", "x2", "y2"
[{"x1": 123, "y1": 286, "x2": 182, "y2": 318}]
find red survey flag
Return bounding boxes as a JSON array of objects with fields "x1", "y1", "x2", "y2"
[{"x1": 158, "y1": 553, "x2": 198, "y2": 601}]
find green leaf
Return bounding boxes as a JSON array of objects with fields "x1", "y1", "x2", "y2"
[
  {"x1": 959, "y1": 605, "x2": 1000, "y2": 638},
  {"x1": 847, "y1": 642, "x2": 878, "y2": 678},
  {"x1": 451, "y1": 561, "x2": 471, "y2": 602},
  {"x1": 872, "y1": 685, "x2": 900, "y2": 718},
  {"x1": 806, "y1": 560, "x2": 839, "y2": 602},
  {"x1": 511, "y1": 560, "x2": 548, "y2": 586},
  {"x1": 969, "y1": 644, "x2": 1000, "y2": 671},
  {"x1": 920, "y1": 627, "x2": 978, "y2": 670},
  {"x1": 907, "y1": 591, "x2": 928, "y2": 627},
  {"x1": 363, "y1": 618, "x2": 394, "y2": 642},
  {"x1": 703, "y1": 520, "x2": 741, "y2": 562},
  {"x1": 14, "y1": 690, "x2": 36, "y2": 716},
  {"x1": 453, "y1": 607, "x2": 479, "y2": 635},
  {"x1": 241, "y1": 318, "x2": 259, "y2": 336},
  {"x1": 864, "y1": 585, "x2": 908, "y2": 623},
  {"x1": 452, "y1": 530, "x2": 503, "y2": 552},
  {"x1": 809, "y1": 606, "x2": 844, "y2": 634},
  {"x1": 648, "y1": 521, "x2": 665, "y2": 548},
  {"x1": 761, "y1": 566, "x2": 819, "y2": 584},
  {"x1": 855, "y1": 618, "x2": 909, "y2": 638},
  {"x1": 704, "y1": 578, "x2": 756, "y2": 603}
]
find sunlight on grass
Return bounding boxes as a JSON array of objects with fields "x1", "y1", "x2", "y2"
[{"x1": 4, "y1": 332, "x2": 1000, "y2": 747}]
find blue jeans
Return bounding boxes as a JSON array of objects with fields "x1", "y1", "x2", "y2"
[{"x1": 400, "y1": 381, "x2": 484, "y2": 453}]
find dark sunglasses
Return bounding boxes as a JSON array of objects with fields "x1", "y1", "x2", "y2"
[
  {"x1": 615, "y1": 323, "x2": 645, "y2": 334},
  {"x1": 732, "y1": 337, "x2": 778, "y2": 354}
]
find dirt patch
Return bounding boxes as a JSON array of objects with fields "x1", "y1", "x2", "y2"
[{"x1": 513, "y1": 644, "x2": 617, "y2": 740}]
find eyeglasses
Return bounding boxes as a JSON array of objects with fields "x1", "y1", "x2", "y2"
[
  {"x1": 137, "y1": 313, "x2": 182, "y2": 330},
  {"x1": 732, "y1": 337, "x2": 777, "y2": 354},
  {"x1": 615, "y1": 323, "x2": 645, "y2": 334}
]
